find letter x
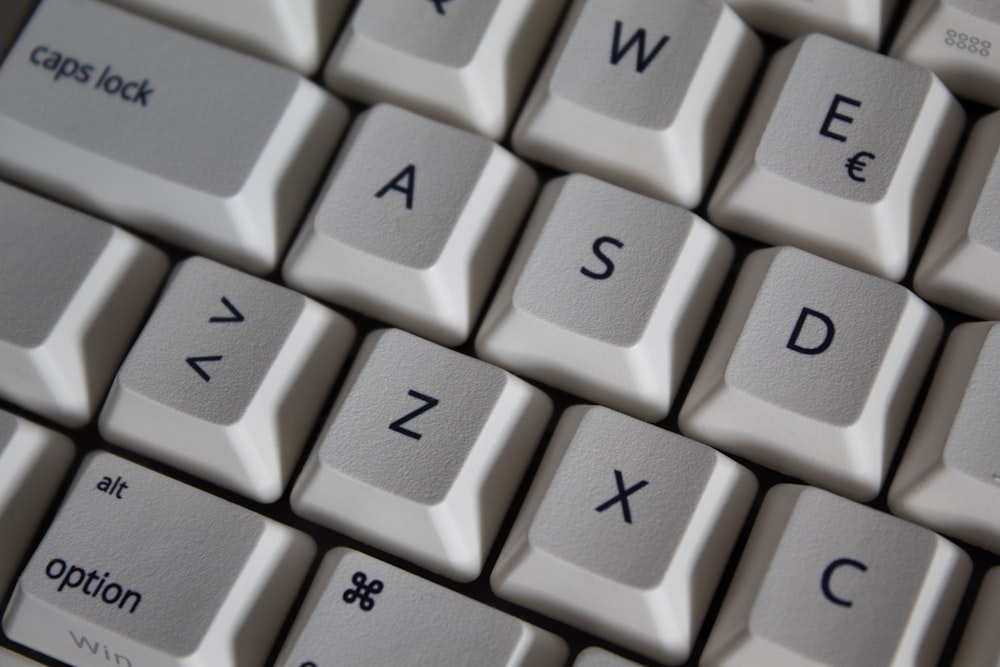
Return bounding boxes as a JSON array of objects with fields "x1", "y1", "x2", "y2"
[{"x1": 594, "y1": 469, "x2": 648, "y2": 524}]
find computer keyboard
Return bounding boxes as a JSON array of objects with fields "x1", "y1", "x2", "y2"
[{"x1": 1, "y1": 0, "x2": 1000, "y2": 665}]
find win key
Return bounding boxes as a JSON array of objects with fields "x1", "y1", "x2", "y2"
[{"x1": 0, "y1": 0, "x2": 349, "y2": 274}]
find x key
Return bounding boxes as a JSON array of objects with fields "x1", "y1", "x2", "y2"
[{"x1": 595, "y1": 469, "x2": 648, "y2": 524}]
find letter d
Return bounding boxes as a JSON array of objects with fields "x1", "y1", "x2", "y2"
[{"x1": 787, "y1": 307, "x2": 834, "y2": 355}]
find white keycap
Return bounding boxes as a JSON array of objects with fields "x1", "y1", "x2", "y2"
[
  {"x1": 292, "y1": 328, "x2": 551, "y2": 581},
  {"x1": 284, "y1": 104, "x2": 537, "y2": 347},
  {"x1": 708, "y1": 33, "x2": 964, "y2": 281},
  {"x1": 492, "y1": 406, "x2": 756, "y2": 664},
  {"x1": 890, "y1": 322, "x2": 1000, "y2": 553},
  {"x1": 0, "y1": 647, "x2": 46, "y2": 666},
  {"x1": 512, "y1": 0, "x2": 762, "y2": 208},
  {"x1": 573, "y1": 647, "x2": 642, "y2": 667},
  {"x1": 2, "y1": 451, "x2": 314, "y2": 667},
  {"x1": 891, "y1": 0, "x2": 1000, "y2": 107},
  {"x1": 727, "y1": 0, "x2": 899, "y2": 49},
  {"x1": 702, "y1": 485, "x2": 971, "y2": 667},
  {"x1": 100, "y1": 257, "x2": 356, "y2": 503},
  {"x1": 0, "y1": 0, "x2": 349, "y2": 274},
  {"x1": 101, "y1": 0, "x2": 350, "y2": 74},
  {"x1": 275, "y1": 548, "x2": 567, "y2": 667},
  {"x1": 476, "y1": 174, "x2": 732, "y2": 422},
  {"x1": 954, "y1": 567, "x2": 1000, "y2": 666},
  {"x1": 0, "y1": 182, "x2": 168, "y2": 427},
  {"x1": 915, "y1": 111, "x2": 1000, "y2": 320},
  {"x1": 0, "y1": 411, "x2": 74, "y2": 596},
  {"x1": 679, "y1": 247, "x2": 942, "y2": 501},
  {"x1": 325, "y1": 0, "x2": 566, "y2": 139}
]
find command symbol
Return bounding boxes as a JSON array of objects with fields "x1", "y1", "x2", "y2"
[{"x1": 342, "y1": 571, "x2": 384, "y2": 611}]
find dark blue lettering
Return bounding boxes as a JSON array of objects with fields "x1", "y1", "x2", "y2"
[
  {"x1": 787, "y1": 307, "x2": 835, "y2": 355},
  {"x1": 610, "y1": 20, "x2": 669, "y2": 73},
  {"x1": 581, "y1": 236, "x2": 624, "y2": 280},
  {"x1": 820, "y1": 94, "x2": 861, "y2": 142},
  {"x1": 376, "y1": 164, "x2": 417, "y2": 210}
]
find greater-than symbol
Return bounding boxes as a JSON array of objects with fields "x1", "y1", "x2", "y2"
[
  {"x1": 845, "y1": 151, "x2": 876, "y2": 182},
  {"x1": 209, "y1": 296, "x2": 244, "y2": 323},
  {"x1": 186, "y1": 355, "x2": 223, "y2": 382}
]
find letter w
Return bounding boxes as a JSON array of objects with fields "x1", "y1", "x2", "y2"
[
  {"x1": 610, "y1": 20, "x2": 669, "y2": 73},
  {"x1": 69, "y1": 630, "x2": 100, "y2": 654}
]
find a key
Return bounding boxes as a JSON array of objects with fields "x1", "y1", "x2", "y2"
[
  {"x1": 891, "y1": 0, "x2": 1000, "y2": 107},
  {"x1": 274, "y1": 547, "x2": 568, "y2": 666},
  {"x1": 679, "y1": 246, "x2": 942, "y2": 501},
  {"x1": 2, "y1": 451, "x2": 314, "y2": 667},
  {"x1": 324, "y1": 0, "x2": 566, "y2": 139},
  {"x1": 914, "y1": 111, "x2": 1000, "y2": 320},
  {"x1": 954, "y1": 567, "x2": 1000, "y2": 666},
  {"x1": 291, "y1": 328, "x2": 551, "y2": 581},
  {"x1": 476, "y1": 174, "x2": 732, "y2": 423},
  {"x1": 574, "y1": 647, "x2": 642, "y2": 667},
  {"x1": 101, "y1": 0, "x2": 350, "y2": 74},
  {"x1": 726, "y1": 0, "x2": 899, "y2": 49},
  {"x1": 0, "y1": 181, "x2": 168, "y2": 427},
  {"x1": 492, "y1": 406, "x2": 756, "y2": 664},
  {"x1": 512, "y1": 0, "x2": 762, "y2": 208},
  {"x1": 0, "y1": 647, "x2": 46, "y2": 666},
  {"x1": 889, "y1": 322, "x2": 1000, "y2": 553},
  {"x1": 708, "y1": 33, "x2": 964, "y2": 281},
  {"x1": 100, "y1": 257, "x2": 356, "y2": 503},
  {"x1": 701, "y1": 485, "x2": 971, "y2": 667},
  {"x1": 0, "y1": 0, "x2": 349, "y2": 274},
  {"x1": 0, "y1": 410, "x2": 74, "y2": 596},
  {"x1": 283, "y1": 104, "x2": 537, "y2": 346}
]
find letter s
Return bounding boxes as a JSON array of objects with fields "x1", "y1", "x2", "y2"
[{"x1": 580, "y1": 236, "x2": 624, "y2": 280}]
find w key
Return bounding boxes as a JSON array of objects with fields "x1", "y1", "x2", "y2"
[{"x1": 0, "y1": 0, "x2": 349, "y2": 273}]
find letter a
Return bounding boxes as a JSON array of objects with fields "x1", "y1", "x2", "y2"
[
  {"x1": 375, "y1": 164, "x2": 417, "y2": 210},
  {"x1": 610, "y1": 20, "x2": 669, "y2": 73},
  {"x1": 786, "y1": 307, "x2": 835, "y2": 355}
]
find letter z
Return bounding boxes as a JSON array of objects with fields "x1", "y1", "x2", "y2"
[{"x1": 389, "y1": 390, "x2": 440, "y2": 440}]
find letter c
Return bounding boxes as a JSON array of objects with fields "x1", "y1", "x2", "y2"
[
  {"x1": 821, "y1": 557, "x2": 867, "y2": 607},
  {"x1": 30, "y1": 46, "x2": 49, "y2": 65}
]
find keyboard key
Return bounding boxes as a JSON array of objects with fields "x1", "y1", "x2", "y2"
[
  {"x1": 954, "y1": 567, "x2": 1000, "y2": 666},
  {"x1": 274, "y1": 547, "x2": 568, "y2": 667},
  {"x1": 727, "y1": 0, "x2": 899, "y2": 49},
  {"x1": 0, "y1": 0, "x2": 349, "y2": 274},
  {"x1": 102, "y1": 0, "x2": 350, "y2": 74},
  {"x1": 0, "y1": 647, "x2": 46, "y2": 666},
  {"x1": 574, "y1": 647, "x2": 642, "y2": 667},
  {"x1": 292, "y1": 328, "x2": 551, "y2": 581},
  {"x1": 2, "y1": 451, "x2": 315, "y2": 667},
  {"x1": 0, "y1": 181, "x2": 168, "y2": 427},
  {"x1": 284, "y1": 104, "x2": 537, "y2": 346},
  {"x1": 0, "y1": 411, "x2": 74, "y2": 596},
  {"x1": 889, "y1": 322, "x2": 1000, "y2": 553},
  {"x1": 914, "y1": 111, "x2": 1000, "y2": 320},
  {"x1": 100, "y1": 257, "x2": 356, "y2": 503},
  {"x1": 324, "y1": 0, "x2": 566, "y2": 139},
  {"x1": 492, "y1": 406, "x2": 756, "y2": 664},
  {"x1": 679, "y1": 247, "x2": 942, "y2": 501},
  {"x1": 476, "y1": 174, "x2": 733, "y2": 422},
  {"x1": 512, "y1": 0, "x2": 762, "y2": 208},
  {"x1": 701, "y1": 485, "x2": 971, "y2": 667},
  {"x1": 708, "y1": 34, "x2": 964, "y2": 280},
  {"x1": 891, "y1": 0, "x2": 1000, "y2": 107}
]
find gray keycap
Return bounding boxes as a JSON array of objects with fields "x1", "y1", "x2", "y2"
[
  {"x1": 0, "y1": 181, "x2": 168, "y2": 426},
  {"x1": 492, "y1": 405, "x2": 755, "y2": 664},
  {"x1": 0, "y1": 0, "x2": 348, "y2": 273},
  {"x1": 284, "y1": 104, "x2": 537, "y2": 346},
  {"x1": 2, "y1": 451, "x2": 314, "y2": 667},
  {"x1": 101, "y1": 257, "x2": 356, "y2": 501},
  {"x1": 476, "y1": 174, "x2": 732, "y2": 422},
  {"x1": 292, "y1": 328, "x2": 551, "y2": 580},
  {"x1": 680, "y1": 246, "x2": 942, "y2": 501},
  {"x1": 275, "y1": 548, "x2": 567, "y2": 667},
  {"x1": 702, "y1": 485, "x2": 970, "y2": 667}
]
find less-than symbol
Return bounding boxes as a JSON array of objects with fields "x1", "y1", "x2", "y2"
[
  {"x1": 595, "y1": 469, "x2": 648, "y2": 524},
  {"x1": 209, "y1": 296, "x2": 244, "y2": 323},
  {"x1": 186, "y1": 355, "x2": 223, "y2": 382},
  {"x1": 845, "y1": 151, "x2": 875, "y2": 182}
]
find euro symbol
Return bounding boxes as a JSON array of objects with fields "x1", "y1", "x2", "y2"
[{"x1": 845, "y1": 151, "x2": 876, "y2": 183}]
